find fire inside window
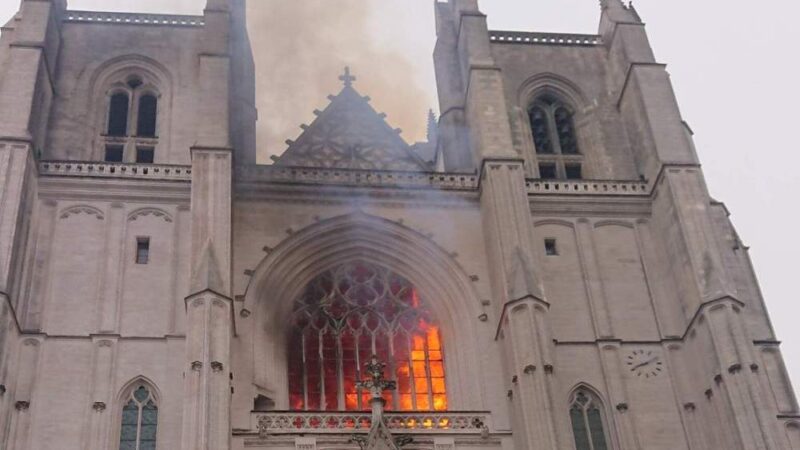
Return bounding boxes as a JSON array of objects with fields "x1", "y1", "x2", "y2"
[{"x1": 288, "y1": 261, "x2": 447, "y2": 412}]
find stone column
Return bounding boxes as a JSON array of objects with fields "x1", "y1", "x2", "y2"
[
  {"x1": 97, "y1": 203, "x2": 126, "y2": 333},
  {"x1": 6, "y1": 337, "x2": 41, "y2": 450},
  {"x1": 84, "y1": 338, "x2": 117, "y2": 450}
]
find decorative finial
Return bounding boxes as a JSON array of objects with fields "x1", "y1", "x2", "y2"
[{"x1": 339, "y1": 66, "x2": 357, "y2": 87}]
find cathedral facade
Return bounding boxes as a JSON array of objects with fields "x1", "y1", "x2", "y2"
[{"x1": 0, "y1": 0, "x2": 797, "y2": 449}]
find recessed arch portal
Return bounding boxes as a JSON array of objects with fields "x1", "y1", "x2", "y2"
[{"x1": 242, "y1": 212, "x2": 485, "y2": 411}]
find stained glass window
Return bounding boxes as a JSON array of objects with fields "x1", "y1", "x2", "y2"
[
  {"x1": 569, "y1": 390, "x2": 609, "y2": 450},
  {"x1": 288, "y1": 261, "x2": 447, "y2": 412},
  {"x1": 528, "y1": 95, "x2": 583, "y2": 180},
  {"x1": 119, "y1": 385, "x2": 158, "y2": 450}
]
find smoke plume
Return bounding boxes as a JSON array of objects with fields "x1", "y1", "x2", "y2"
[{"x1": 246, "y1": 0, "x2": 435, "y2": 163}]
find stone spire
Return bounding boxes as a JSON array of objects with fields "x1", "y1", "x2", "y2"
[{"x1": 426, "y1": 109, "x2": 438, "y2": 144}]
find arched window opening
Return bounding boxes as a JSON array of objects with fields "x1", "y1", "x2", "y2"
[
  {"x1": 119, "y1": 384, "x2": 158, "y2": 450},
  {"x1": 107, "y1": 93, "x2": 130, "y2": 137},
  {"x1": 569, "y1": 389, "x2": 609, "y2": 450},
  {"x1": 288, "y1": 261, "x2": 447, "y2": 412},
  {"x1": 528, "y1": 95, "x2": 583, "y2": 179},
  {"x1": 137, "y1": 94, "x2": 158, "y2": 138}
]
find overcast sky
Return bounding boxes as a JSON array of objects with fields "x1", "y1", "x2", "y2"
[{"x1": 2, "y1": 0, "x2": 798, "y2": 394}]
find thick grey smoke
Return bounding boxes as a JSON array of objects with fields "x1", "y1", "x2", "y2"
[{"x1": 246, "y1": 0, "x2": 435, "y2": 162}]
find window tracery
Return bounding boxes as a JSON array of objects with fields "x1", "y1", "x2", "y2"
[
  {"x1": 119, "y1": 384, "x2": 158, "y2": 450},
  {"x1": 528, "y1": 95, "x2": 583, "y2": 179},
  {"x1": 569, "y1": 389, "x2": 609, "y2": 450},
  {"x1": 288, "y1": 261, "x2": 447, "y2": 412},
  {"x1": 101, "y1": 73, "x2": 159, "y2": 163}
]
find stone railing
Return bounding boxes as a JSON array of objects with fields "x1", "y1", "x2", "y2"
[
  {"x1": 255, "y1": 411, "x2": 491, "y2": 437},
  {"x1": 39, "y1": 161, "x2": 192, "y2": 182},
  {"x1": 236, "y1": 165, "x2": 480, "y2": 191},
  {"x1": 64, "y1": 10, "x2": 205, "y2": 27},
  {"x1": 526, "y1": 179, "x2": 649, "y2": 196},
  {"x1": 490, "y1": 30, "x2": 602, "y2": 46}
]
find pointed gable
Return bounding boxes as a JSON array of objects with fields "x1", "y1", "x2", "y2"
[{"x1": 273, "y1": 68, "x2": 430, "y2": 171}]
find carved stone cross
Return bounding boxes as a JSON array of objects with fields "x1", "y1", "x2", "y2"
[
  {"x1": 339, "y1": 66, "x2": 357, "y2": 87},
  {"x1": 357, "y1": 355, "x2": 397, "y2": 407}
]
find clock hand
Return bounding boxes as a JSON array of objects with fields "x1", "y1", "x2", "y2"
[{"x1": 632, "y1": 357, "x2": 658, "y2": 371}]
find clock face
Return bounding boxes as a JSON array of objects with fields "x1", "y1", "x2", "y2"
[{"x1": 626, "y1": 349, "x2": 663, "y2": 378}]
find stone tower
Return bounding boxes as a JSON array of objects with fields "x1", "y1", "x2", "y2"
[{"x1": 0, "y1": 0, "x2": 797, "y2": 449}]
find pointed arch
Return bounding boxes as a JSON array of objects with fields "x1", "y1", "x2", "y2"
[
  {"x1": 114, "y1": 376, "x2": 160, "y2": 450},
  {"x1": 241, "y1": 212, "x2": 485, "y2": 410},
  {"x1": 568, "y1": 383, "x2": 612, "y2": 450}
]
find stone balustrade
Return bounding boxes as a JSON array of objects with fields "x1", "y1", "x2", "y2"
[
  {"x1": 64, "y1": 10, "x2": 205, "y2": 27},
  {"x1": 39, "y1": 161, "x2": 192, "y2": 181},
  {"x1": 526, "y1": 179, "x2": 649, "y2": 196},
  {"x1": 490, "y1": 30, "x2": 602, "y2": 46},
  {"x1": 236, "y1": 165, "x2": 481, "y2": 191},
  {"x1": 254, "y1": 411, "x2": 491, "y2": 437}
]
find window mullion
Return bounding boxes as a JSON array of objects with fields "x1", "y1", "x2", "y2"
[
  {"x1": 583, "y1": 406, "x2": 595, "y2": 450},
  {"x1": 301, "y1": 333, "x2": 309, "y2": 411},
  {"x1": 318, "y1": 331, "x2": 326, "y2": 411},
  {"x1": 407, "y1": 333, "x2": 418, "y2": 410},
  {"x1": 136, "y1": 403, "x2": 143, "y2": 450},
  {"x1": 336, "y1": 332, "x2": 345, "y2": 410}
]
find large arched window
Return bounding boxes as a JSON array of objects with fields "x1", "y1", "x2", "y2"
[
  {"x1": 528, "y1": 95, "x2": 583, "y2": 180},
  {"x1": 288, "y1": 261, "x2": 447, "y2": 412},
  {"x1": 569, "y1": 389, "x2": 610, "y2": 450},
  {"x1": 119, "y1": 383, "x2": 158, "y2": 450},
  {"x1": 100, "y1": 75, "x2": 159, "y2": 164}
]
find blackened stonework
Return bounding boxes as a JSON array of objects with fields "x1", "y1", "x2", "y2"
[{"x1": 0, "y1": 0, "x2": 795, "y2": 449}]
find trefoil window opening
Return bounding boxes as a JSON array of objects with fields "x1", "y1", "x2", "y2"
[{"x1": 288, "y1": 261, "x2": 448, "y2": 412}]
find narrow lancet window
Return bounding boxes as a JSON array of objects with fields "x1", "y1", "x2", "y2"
[
  {"x1": 570, "y1": 389, "x2": 609, "y2": 450},
  {"x1": 288, "y1": 261, "x2": 447, "y2": 412},
  {"x1": 108, "y1": 93, "x2": 130, "y2": 137},
  {"x1": 119, "y1": 384, "x2": 158, "y2": 450},
  {"x1": 137, "y1": 95, "x2": 158, "y2": 137}
]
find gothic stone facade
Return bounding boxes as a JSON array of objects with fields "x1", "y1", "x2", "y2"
[{"x1": 0, "y1": 0, "x2": 797, "y2": 449}]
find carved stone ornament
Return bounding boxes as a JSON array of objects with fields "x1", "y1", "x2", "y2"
[
  {"x1": 210, "y1": 361, "x2": 224, "y2": 373},
  {"x1": 15, "y1": 401, "x2": 30, "y2": 411},
  {"x1": 93, "y1": 401, "x2": 107, "y2": 411},
  {"x1": 191, "y1": 361, "x2": 203, "y2": 371}
]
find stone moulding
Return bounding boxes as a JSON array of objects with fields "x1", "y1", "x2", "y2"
[
  {"x1": 39, "y1": 161, "x2": 192, "y2": 182},
  {"x1": 235, "y1": 165, "x2": 480, "y2": 191},
  {"x1": 526, "y1": 179, "x2": 649, "y2": 196},
  {"x1": 64, "y1": 10, "x2": 205, "y2": 27},
  {"x1": 489, "y1": 30, "x2": 602, "y2": 46},
  {"x1": 254, "y1": 411, "x2": 491, "y2": 437}
]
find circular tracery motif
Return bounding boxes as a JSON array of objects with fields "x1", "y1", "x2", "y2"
[{"x1": 288, "y1": 261, "x2": 447, "y2": 412}]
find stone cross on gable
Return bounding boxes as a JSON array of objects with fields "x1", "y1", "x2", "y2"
[
  {"x1": 340, "y1": 66, "x2": 357, "y2": 87},
  {"x1": 357, "y1": 355, "x2": 397, "y2": 405}
]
